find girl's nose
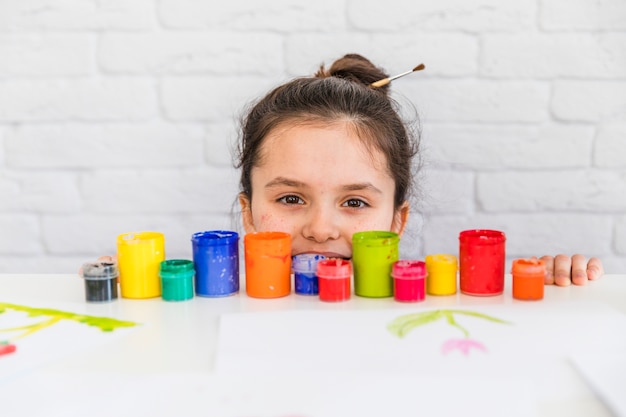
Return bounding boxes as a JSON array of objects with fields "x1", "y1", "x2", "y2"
[{"x1": 302, "y1": 205, "x2": 340, "y2": 243}]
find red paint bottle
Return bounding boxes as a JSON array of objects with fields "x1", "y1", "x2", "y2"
[
  {"x1": 392, "y1": 260, "x2": 426, "y2": 302},
  {"x1": 317, "y1": 259, "x2": 351, "y2": 302},
  {"x1": 459, "y1": 229, "x2": 506, "y2": 296}
]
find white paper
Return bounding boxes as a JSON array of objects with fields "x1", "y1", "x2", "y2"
[
  {"x1": 570, "y1": 352, "x2": 626, "y2": 417},
  {"x1": 216, "y1": 302, "x2": 626, "y2": 411},
  {"x1": 0, "y1": 372, "x2": 537, "y2": 417},
  {"x1": 0, "y1": 301, "x2": 138, "y2": 383}
]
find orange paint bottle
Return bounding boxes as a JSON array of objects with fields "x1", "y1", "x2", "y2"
[
  {"x1": 512, "y1": 258, "x2": 546, "y2": 301},
  {"x1": 244, "y1": 231, "x2": 291, "y2": 298}
]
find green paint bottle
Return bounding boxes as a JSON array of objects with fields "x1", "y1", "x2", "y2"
[
  {"x1": 352, "y1": 231, "x2": 399, "y2": 298},
  {"x1": 159, "y1": 259, "x2": 195, "y2": 302}
]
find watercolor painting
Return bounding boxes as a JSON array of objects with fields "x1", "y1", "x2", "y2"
[
  {"x1": 0, "y1": 301, "x2": 139, "y2": 383},
  {"x1": 0, "y1": 302, "x2": 138, "y2": 357},
  {"x1": 387, "y1": 309, "x2": 511, "y2": 356},
  {"x1": 215, "y1": 303, "x2": 626, "y2": 386}
]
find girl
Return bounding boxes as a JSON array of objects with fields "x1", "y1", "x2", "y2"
[{"x1": 236, "y1": 53, "x2": 604, "y2": 286}]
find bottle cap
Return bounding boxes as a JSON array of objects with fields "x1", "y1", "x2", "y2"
[
  {"x1": 317, "y1": 259, "x2": 351, "y2": 278},
  {"x1": 159, "y1": 259, "x2": 195, "y2": 279},
  {"x1": 292, "y1": 253, "x2": 326, "y2": 273},
  {"x1": 392, "y1": 260, "x2": 427, "y2": 279},
  {"x1": 512, "y1": 258, "x2": 546, "y2": 276},
  {"x1": 192, "y1": 230, "x2": 239, "y2": 246},
  {"x1": 81, "y1": 262, "x2": 117, "y2": 280}
]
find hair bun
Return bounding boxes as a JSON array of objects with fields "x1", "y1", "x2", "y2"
[{"x1": 315, "y1": 53, "x2": 390, "y2": 93}]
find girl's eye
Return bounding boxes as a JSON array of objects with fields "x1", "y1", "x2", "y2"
[
  {"x1": 278, "y1": 195, "x2": 304, "y2": 205},
  {"x1": 343, "y1": 199, "x2": 367, "y2": 208}
]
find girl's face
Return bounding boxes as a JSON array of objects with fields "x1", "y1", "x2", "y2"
[{"x1": 240, "y1": 121, "x2": 409, "y2": 259}]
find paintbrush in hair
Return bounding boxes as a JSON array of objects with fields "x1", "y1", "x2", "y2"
[{"x1": 370, "y1": 63, "x2": 425, "y2": 88}]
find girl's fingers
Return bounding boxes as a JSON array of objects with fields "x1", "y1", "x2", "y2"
[
  {"x1": 570, "y1": 254, "x2": 589, "y2": 286},
  {"x1": 553, "y1": 254, "x2": 573, "y2": 287},
  {"x1": 586, "y1": 257, "x2": 604, "y2": 281}
]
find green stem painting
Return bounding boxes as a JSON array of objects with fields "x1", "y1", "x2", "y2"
[
  {"x1": 0, "y1": 302, "x2": 138, "y2": 356},
  {"x1": 388, "y1": 309, "x2": 511, "y2": 356}
]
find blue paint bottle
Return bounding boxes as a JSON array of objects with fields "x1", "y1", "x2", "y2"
[
  {"x1": 191, "y1": 230, "x2": 239, "y2": 297},
  {"x1": 292, "y1": 254, "x2": 326, "y2": 295}
]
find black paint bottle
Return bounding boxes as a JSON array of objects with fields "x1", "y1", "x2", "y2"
[{"x1": 81, "y1": 262, "x2": 118, "y2": 303}]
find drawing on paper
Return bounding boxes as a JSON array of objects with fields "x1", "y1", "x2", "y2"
[
  {"x1": 0, "y1": 302, "x2": 138, "y2": 356},
  {"x1": 387, "y1": 309, "x2": 511, "y2": 356}
]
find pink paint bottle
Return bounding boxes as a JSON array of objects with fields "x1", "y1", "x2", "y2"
[
  {"x1": 317, "y1": 259, "x2": 351, "y2": 302},
  {"x1": 392, "y1": 260, "x2": 426, "y2": 302},
  {"x1": 459, "y1": 229, "x2": 506, "y2": 296}
]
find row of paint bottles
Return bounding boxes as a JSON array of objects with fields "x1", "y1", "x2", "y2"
[
  {"x1": 115, "y1": 231, "x2": 240, "y2": 301},
  {"x1": 80, "y1": 228, "x2": 544, "y2": 303},
  {"x1": 458, "y1": 229, "x2": 544, "y2": 300},
  {"x1": 302, "y1": 229, "x2": 542, "y2": 302},
  {"x1": 81, "y1": 231, "x2": 241, "y2": 302}
]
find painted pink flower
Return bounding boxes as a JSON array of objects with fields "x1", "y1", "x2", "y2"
[{"x1": 441, "y1": 338, "x2": 487, "y2": 356}]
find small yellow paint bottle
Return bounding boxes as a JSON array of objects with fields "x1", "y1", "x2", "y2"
[{"x1": 425, "y1": 254, "x2": 458, "y2": 295}]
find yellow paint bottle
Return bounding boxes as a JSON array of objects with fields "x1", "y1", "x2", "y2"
[
  {"x1": 425, "y1": 254, "x2": 458, "y2": 295},
  {"x1": 117, "y1": 231, "x2": 165, "y2": 299}
]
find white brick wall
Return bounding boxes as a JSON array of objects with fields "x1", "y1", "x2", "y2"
[{"x1": 0, "y1": 0, "x2": 624, "y2": 273}]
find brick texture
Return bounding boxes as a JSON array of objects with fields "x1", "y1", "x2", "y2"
[{"x1": 0, "y1": 0, "x2": 624, "y2": 273}]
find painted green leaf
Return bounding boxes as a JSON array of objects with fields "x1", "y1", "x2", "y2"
[
  {"x1": 0, "y1": 302, "x2": 138, "y2": 332},
  {"x1": 388, "y1": 309, "x2": 511, "y2": 339},
  {"x1": 388, "y1": 310, "x2": 444, "y2": 338}
]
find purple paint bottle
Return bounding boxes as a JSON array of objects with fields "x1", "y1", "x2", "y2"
[{"x1": 292, "y1": 254, "x2": 326, "y2": 295}]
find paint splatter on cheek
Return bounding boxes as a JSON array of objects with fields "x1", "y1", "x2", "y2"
[
  {"x1": 257, "y1": 213, "x2": 274, "y2": 230},
  {"x1": 257, "y1": 212, "x2": 292, "y2": 233}
]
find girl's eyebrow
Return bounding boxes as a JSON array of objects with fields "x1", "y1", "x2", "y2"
[
  {"x1": 265, "y1": 176, "x2": 382, "y2": 194},
  {"x1": 265, "y1": 176, "x2": 306, "y2": 189},
  {"x1": 342, "y1": 183, "x2": 383, "y2": 194}
]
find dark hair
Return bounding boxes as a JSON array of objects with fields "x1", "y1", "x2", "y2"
[{"x1": 236, "y1": 53, "x2": 420, "y2": 210}]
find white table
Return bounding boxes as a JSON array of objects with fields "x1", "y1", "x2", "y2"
[{"x1": 0, "y1": 274, "x2": 624, "y2": 417}]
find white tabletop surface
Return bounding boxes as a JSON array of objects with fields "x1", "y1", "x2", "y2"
[{"x1": 0, "y1": 273, "x2": 624, "y2": 417}]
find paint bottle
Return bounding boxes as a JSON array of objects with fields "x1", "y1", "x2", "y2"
[
  {"x1": 192, "y1": 230, "x2": 239, "y2": 297},
  {"x1": 117, "y1": 231, "x2": 165, "y2": 299},
  {"x1": 159, "y1": 259, "x2": 195, "y2": 302},
  {"x1": 512, "y1": 258, "x2": 546, "y2": 301},
  {"x1": 392, "y1": 260, "x2": 426, "y2": 302},
  {"x1": 292, "y1": 254, "x2": 325, "y2": 295},
  {"x1": 317, "y1": 259, "x2": 351, "y2": 302},
  {"x1": 458, "y1": 229, "x2": 506, "y2": 296},
  {"x1": 80, "y1": 261, "x2": 118, "y2": 303},
  {"x1": 244, "y1": 231, "x2": 291, "y2": 298},
  {"x1": 425, "y1": 254, "x2": 458, "y2": 295},
  {"x1": 352, "y1": 231, "x2": 399, "y2": 298}
]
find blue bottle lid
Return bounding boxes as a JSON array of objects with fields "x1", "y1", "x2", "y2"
[
  {"x1": 191, "y1": 230, "x2": 239, "y2": 246},
  {"x1": 292, "y1": 253, "x2": 326, "y2": 273}
]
